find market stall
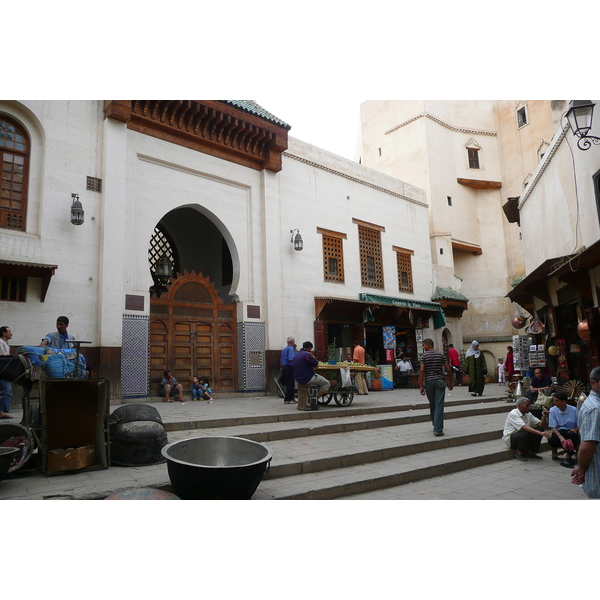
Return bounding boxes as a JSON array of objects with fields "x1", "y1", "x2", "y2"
[{"x1": 315, "y1": 363, "x2": 377, "y2": 407}]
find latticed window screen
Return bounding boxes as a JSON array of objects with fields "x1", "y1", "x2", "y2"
[
  {"x1": 148, "y1": 226, "x2": 177, "y2": 277},
  {"x1": 0, "y1": 117, "x2": 29, "y2": 231},
  {"x1": 358, "y1": 225, "x2": 383, "y2": 288},
  {"x1": 322, "y1": 235, "x2": 345, "y2": 283},
  {"x1": 396, "y1": 251, "x2": 413, "y2": 293},
  {"x1": 467, "y1": 148, "x2": 480, "y2": 169},
  {"x1": 86, "y1": 176, "x2": 102, "y2": 192}
]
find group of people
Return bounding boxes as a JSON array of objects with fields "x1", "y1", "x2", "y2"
[
  {"x1": 279, "y1": 336, "x2": 332, "y2": 404},
  {"x1": 0, "y1": 315, "x2": 77, "y2": 420},
  {"x1": 502, "y1": 365, "x2": 600, "y2": 499},
  {"x1": 159, "y1": 371, "x2": 214, "y2": 403},
  {"x1": 279, "y1": 337, "x2": 375, "y2": 404}
]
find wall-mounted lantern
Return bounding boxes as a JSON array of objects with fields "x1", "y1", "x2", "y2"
[
  {"x1": 70, "y1": 193, "x2": 84, "y2": 225},
  {"x1": 290, "y1": 228, "x2": 303, "y2": 251}
]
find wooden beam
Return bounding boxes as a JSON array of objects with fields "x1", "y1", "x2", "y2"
[{"x1": 457, "y1": 178, "x2": 502, "y2": 189}]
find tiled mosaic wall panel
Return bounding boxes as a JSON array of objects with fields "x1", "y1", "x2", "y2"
[
  {"x1": 237, "y1": 321, "x2": 265, "y2": 391},
  {"x1": 122, "y1": 314, "x2": 149, "y2": 396}
]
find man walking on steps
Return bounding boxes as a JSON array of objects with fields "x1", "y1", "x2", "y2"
[{"x1": 419, "y1": 338, "x2": 453, "y2": 437}]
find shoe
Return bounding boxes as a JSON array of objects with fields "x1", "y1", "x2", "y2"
[
  {"x1": 514, "y1": 453, "x2": 527, "y2": 461},
  {"x1": 0, "y1": 415, "x2": 13, "y2": 419},
  {"x1": 560, "y1": 459, "x2": 575, "y2": 468},
  {"x1": 433, "y1": 431, "x2": 444, "y2": 437},
  {"x1": 284, "y1": 400, "x2": 293, "y2": 404},
  {"x1": 527, "y1": 453, "x2": 543, "y2": 460}
]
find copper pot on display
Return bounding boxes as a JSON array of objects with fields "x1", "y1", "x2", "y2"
[
  {"x1": 529, "y1": 319, "x2": 545, "y2": 334},
  {"x1": 577, "y1": 320, "x2": 591, "y2": 341},
  {"x1": 512, "y1": 316, "x2": 527, "y2": 329}
]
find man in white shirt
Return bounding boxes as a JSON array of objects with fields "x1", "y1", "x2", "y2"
[
  {"x1": 503, "y1": 397, "x2": 550, "y2": 461},
  {"x1": 395, "y1": 356, "x2": 412, "y2": 387},
  {"x1": 0, "y1": 325, "x2": 13, "y2": 419}
]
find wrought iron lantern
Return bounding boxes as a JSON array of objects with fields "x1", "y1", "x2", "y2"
[
  {"x1": 290, "y1": 228, "x2": 303, "y2": 251},
  {"x1": 155, "y1": 254, "x2": 173, "y2": 285},
  {"x1": 566, "y1": 100, "x2": 600, "y2": 150},
  {"x1": 70, "y1": 193, "x2": 84, "y2": 225}
]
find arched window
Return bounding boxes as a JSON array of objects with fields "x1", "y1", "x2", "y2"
[{"x1": 0, "y1": 116, "x2": 29, "y2": 231}]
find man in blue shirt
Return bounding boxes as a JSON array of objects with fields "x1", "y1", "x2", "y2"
[
  {"x1": 571, "y1": 367, "x2": 600, "y2": 498},
  {"x1": 40, "y1": 316, "x2": 76, "y2": 348},
  {"x1": 280, "y1": 336, "x2": 297, "y2": 404},
  {"x1": 291, "y1": 341, "x2": 330, "y2": 400},
  {"x1": 547, "y1": 391, "x2": 579, "y2": 468}
]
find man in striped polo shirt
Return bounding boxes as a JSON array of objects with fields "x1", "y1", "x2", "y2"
[{"x1": 418, "y1": 338, "x2": 453, "y2": 436}]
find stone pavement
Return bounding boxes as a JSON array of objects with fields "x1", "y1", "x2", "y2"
[{"x1": 0, "y1": 383, "x2": 590, "y2": 500}]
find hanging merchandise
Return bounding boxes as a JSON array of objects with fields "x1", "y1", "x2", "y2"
[
  {"x1": 512, "y1": 308, "x2": 527, "y2": 329},
  {"x1": 529, "y1": 318, "x2": 545, "y2": 334}
]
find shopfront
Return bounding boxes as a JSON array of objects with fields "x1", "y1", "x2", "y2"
[
  {"x1": 507, "y1": 243, "x2": 600, "y2": 385},
  {"x1": 314, "y1": 294, "x2": 447, "y2": 370}
]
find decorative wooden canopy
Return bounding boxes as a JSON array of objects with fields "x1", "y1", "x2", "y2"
[{"x1": 104, "y1": 100, "x2": 290, "y2": 172}]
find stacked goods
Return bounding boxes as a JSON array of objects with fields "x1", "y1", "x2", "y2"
[
  {"x1": 18, "y1": 346, "x2": 87, "y2": 378},
  {"x1": 512, "y1": 335, "x2": 532, "y2": 372}
]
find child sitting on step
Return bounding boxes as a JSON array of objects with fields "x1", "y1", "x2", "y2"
[{"x1": 198, "y1": 377, "x2": 214, "y2": 403}]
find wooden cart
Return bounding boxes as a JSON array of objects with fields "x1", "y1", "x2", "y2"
[{"x1": 315, "y1": 364, "x2": 377, "y2": 407}]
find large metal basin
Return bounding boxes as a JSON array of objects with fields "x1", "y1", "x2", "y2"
[{"x1": 161, "y1": 436, "x2": 273, "y2": 500}]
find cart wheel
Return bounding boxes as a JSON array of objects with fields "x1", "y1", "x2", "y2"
[
  {"x1": 318, "y1": 391, "x2": 333, "y2": 405},
  {"x1": 334, "y1": 383, "x2": 355, "y2": 406}
]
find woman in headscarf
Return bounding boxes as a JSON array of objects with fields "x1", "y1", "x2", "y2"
[
  {"x1": 505, "y1": 346, "x2": 514, "y2": 382},
  {"x1": 464, "y1": 341, "x2": 487, "y2": 396}
]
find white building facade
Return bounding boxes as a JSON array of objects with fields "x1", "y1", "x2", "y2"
[
  {"x1": 1, "y1": 100, "x2": 444, "y2": 400},
  {"x1": 360, "y1": 100, "x2": 560, "y2": 370},
  {"x1": 507, "y1": 100, "x2": 600, "y2": 381}
]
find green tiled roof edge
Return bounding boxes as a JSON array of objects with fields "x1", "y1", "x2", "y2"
[
  {"x1": 221, "y1": 100, "x2": 291, "y2": 129},
  {"x1": 431, "y1": 286, "x2": 469, "y2": 302}
]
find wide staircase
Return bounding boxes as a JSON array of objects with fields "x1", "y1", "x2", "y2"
[{"x1": 162, "y1": 395, "x2": 532, "y2": 500}]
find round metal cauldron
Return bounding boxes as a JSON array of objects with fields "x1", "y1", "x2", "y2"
[
  {"x1": 161, "y1": 436, "x2": 273, "y2": 500},
  {"x1": 110, "y1": 421, "x2": 168, "y2": 467},
  {"x1": 0, "y1": 447, "x2": 20, "y2": 482},
  {"x1": 109, "y1": 404, "x2": 163, "y2": 439},
  {"x1": 0, "y1": 422, "x2": 34, "y2": 473}
]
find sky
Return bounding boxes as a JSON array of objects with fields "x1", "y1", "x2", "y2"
[{"x1": 255, "y1": 96, "x2": 365, "y2": 161}]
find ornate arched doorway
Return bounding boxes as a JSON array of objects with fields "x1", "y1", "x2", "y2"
[{"x1": 150, "y1": 271, "x2": 236, "y2": 393}]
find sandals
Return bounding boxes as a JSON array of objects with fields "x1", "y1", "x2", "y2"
[{"x1": 0, "y1": 414, "x2": 13, "y2": 419}]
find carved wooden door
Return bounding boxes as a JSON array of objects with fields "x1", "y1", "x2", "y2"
[{"x1": 150, "y1": 272, "x2": 236, "y2": 393}]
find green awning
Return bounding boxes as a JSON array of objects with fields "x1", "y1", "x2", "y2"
[{"x1": 359, "y1": 293, "x2": 446, "y2": 329}]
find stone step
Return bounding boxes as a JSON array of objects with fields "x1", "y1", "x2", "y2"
[
  {"x1": 162, "y1": 396, "x2": 505, "y2": 432},
  {"x1": 252, "y1": 439, "x2": 550, "y2": 500},
  {"x1": 162, "y1": 409, "x2": 518, "y2": 497},
  {"x1": 166, "y1": 401, "x2": 509, "y2": 446}
]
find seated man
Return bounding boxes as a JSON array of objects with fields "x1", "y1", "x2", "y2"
[
  {"x1": 291, "y1": 341, "x2": 330, "y2": 400},
  {"x1": 502, "y1": 397, "x2": 551, "y2": 461},
  {"x1": 394, "y1": 356, "x2": 412, "y2": 387},
  {"x1": 527, "y1": 368, "x2": 552, "y2": 403},
  {"x1": 547, "y1": 390, "x2": 580, "y2": 468},
  {"x1": 160, "y1": 370, "x2": 184, "y2": 403}
]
